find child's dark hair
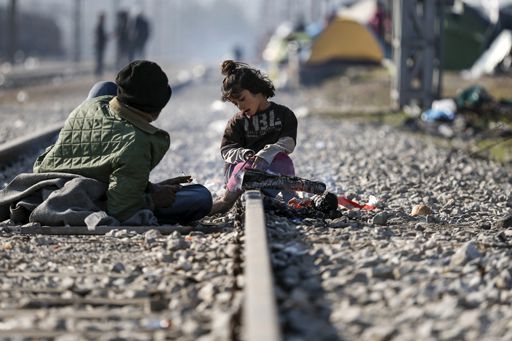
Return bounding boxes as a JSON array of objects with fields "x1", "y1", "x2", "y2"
[{"x1": 221, "y1": 60, "x2": 275, "y2": 102}]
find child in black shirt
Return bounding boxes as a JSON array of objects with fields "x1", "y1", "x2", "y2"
[{"x1": 210, "y1": 60, "x2": 298, "y2": 215}]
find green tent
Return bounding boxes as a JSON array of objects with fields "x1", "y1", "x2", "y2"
[{"x1": 443, "y1": 3, "x2": 494, "y2": 70}]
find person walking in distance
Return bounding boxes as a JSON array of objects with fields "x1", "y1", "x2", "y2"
[
  {"x1": 209, "y1": 60, "x2": 298, "y2": 215},
  {"x1": 131, "y1": 11, "x2": 151, "y2": 60},
  {"x1": 115, "y1": 10, "x2": 131, "y2": 69},
  {"x1": 94, "y1": 12, "x2": 108, "y2": 77}
]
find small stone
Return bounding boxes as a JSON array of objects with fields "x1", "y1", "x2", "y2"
[
  {"x1": 414, "y1": 223, "x2": 425, "y2": 231},
  {"x1": 2, "y1": 241, "x2": 13, "y2": 250},
  {"x1": 111, "y1": 262, "x2": 125, "y2": 273},
  {"x1": 144, "y1": 229, "x2": 162, "y2": 247},
  {"x1": 451, "y1": 241, "x2": 482, "y2": 266},
  {"x1": 372, "y1": 212, "x2": 389, "y2": 225},
  {"x1": 350, "y1": 271, "x2": 369, "y2": 284},
  {"x1": 60, "y1": 277, "x2": 75, "y2": 290},
  {"x1": 198, "y1": 282, "x2": 216, "y2": 301},
  {"x1": 411, "y1": 204, "x2": 433, "y2": 216},
  {"x1": 328, "y1": 217, "x2": 350, "y2": 228},
  {"x1": 370, "y1": 265, "x2": 395, "y2": 279},
  {"x1": 167, "y1": 237, "x2": 188, "y2": 251}
]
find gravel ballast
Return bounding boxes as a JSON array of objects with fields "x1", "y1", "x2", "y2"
[{"x1": 1, "y1": 68, "x2": 511, "y2": 339}]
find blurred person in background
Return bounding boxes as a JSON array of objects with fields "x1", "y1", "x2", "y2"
[
  {"x1": 94, "y1": 12, "x2": 108, "y2": 77},
  {"x1": 115, "y1": 10, "x2": 131, "y2": 69},
  {"x1": 130, "y1": 11, "x2": 151, "y2": 60}
]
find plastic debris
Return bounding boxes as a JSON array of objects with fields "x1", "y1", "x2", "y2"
[
  {"x1": 337, "y1": 196, "x2": 377, "y2": 210},
  {"x1": 421, "y1": 99, "x2": 457, "y2": 123}
]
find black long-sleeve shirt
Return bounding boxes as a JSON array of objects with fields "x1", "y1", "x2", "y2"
[{"x1": 220, "y1": 102, "x2": 298, "y2": 165}]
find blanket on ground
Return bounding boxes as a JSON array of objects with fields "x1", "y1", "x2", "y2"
[{"x1": 0, "y1": 172, "x2": 158, "y2": 228}]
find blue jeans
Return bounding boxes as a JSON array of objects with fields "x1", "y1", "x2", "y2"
[
  {"x1": 154, "y1": 184, "x2": 212, "y2": 225},
  {"x1": 87, "y1": 82, "x2": 213, "y2": 224},
  {"x1": 87, "y1": 81, "x2": 118, "y2": 99}
]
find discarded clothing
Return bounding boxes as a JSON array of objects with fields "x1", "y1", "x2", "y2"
[{"x1": 0, "y1": 172, "x2": 159, "y2": 228}]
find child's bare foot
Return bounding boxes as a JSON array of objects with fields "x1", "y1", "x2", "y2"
[{"x1": 208, "y1": 190, "x2": 240, "y2": 215}]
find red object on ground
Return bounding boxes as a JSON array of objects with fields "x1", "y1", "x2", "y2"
[{"x1": 337, "y1": 196, "x2": 376, "y2": 210}]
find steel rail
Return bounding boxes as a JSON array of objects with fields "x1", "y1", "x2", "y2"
[
  {"x1": 0, "y1": 122, "x2": 63, "y2": 167},
  {"x1": 243, "y1": 190, "x2": 282, "y2": 341}
]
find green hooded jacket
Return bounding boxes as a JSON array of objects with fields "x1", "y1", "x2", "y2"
[{"x1": 33, "y1": 96, "x2": 170, "y2": 221}]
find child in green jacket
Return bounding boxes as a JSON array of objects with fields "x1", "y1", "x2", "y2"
[{"x1": 34, "y1": 60, "x2": 212, "y2": 224}]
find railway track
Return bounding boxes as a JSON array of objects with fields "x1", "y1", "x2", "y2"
[
  {"x1": 2, "y1": 66, "x2": 512, "y2": 339},
  {"x1": 0, "y1": 188, "x2": 287, "y2": 340},
  {"x1": 0, "y1": 99, "x2": 290, "y2": 340}
]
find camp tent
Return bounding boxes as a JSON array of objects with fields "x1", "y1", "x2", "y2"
[
  {"x1": 443, "y1": 2, "x2": 495, "y2": 70},
  {"x1": 307, "y1": 17, "x2": 384, "y2": 65}
]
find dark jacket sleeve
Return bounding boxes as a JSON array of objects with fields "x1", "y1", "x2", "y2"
[
  {"x1": 279, "y1": 106, "x2": 298, "y2": 143},
  {"x1": 256, "y1": 106, "x2": 298, "y2": 163},
  {"x1": 220, "y1": 116, "x2": 254, "y2": 164}
]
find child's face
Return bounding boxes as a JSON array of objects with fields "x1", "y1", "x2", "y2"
[{"x1": 230, "y1": 90, "x2": 268, "y2": 117}]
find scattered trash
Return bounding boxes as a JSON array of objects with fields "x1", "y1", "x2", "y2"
[
  {"x1": 337, "y1": 196, "x2": 377, "y2": 210},
  {"x1": 455, "y1": 85, "x2": 493, "y2": 110},
  {"x1": 421, "y1": 99, "x2": 456, "y2": 123},
  {"x1": 144, "y1": 318, "x2": 172, "y2": 330}
]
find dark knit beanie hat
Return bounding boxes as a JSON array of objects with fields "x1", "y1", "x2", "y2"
[{"x1": 115, "y1": 60, "x2": 172, "y2": 113}]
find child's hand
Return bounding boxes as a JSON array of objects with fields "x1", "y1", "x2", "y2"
[
  {"x1": 151, "y1": 184, "x2": 182, "y2": 208},
  {"x1": 251, "y1": 156, "x2": 270, "y2": 171},
  {"x1": 157, "y1": 176, "x2": 193, "y2": 186},
  {"x1": 243, "y1": 150, "x2": 255, "y2": 161}
]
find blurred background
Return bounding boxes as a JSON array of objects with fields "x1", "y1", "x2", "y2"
[
  {"x1": 0, "y1": 0, "x2": 351, "y2": 66},
  {"x1": 0, "y1": 0, "x2": 511, "y2": 164}
]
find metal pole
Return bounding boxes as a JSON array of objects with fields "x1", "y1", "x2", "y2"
[
  {"x1": 392, "y1": 0, "x2": 444, "y2": 110},
  {"x1": 7, "y1": 0, "x2": 17, "y2": 65}
]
